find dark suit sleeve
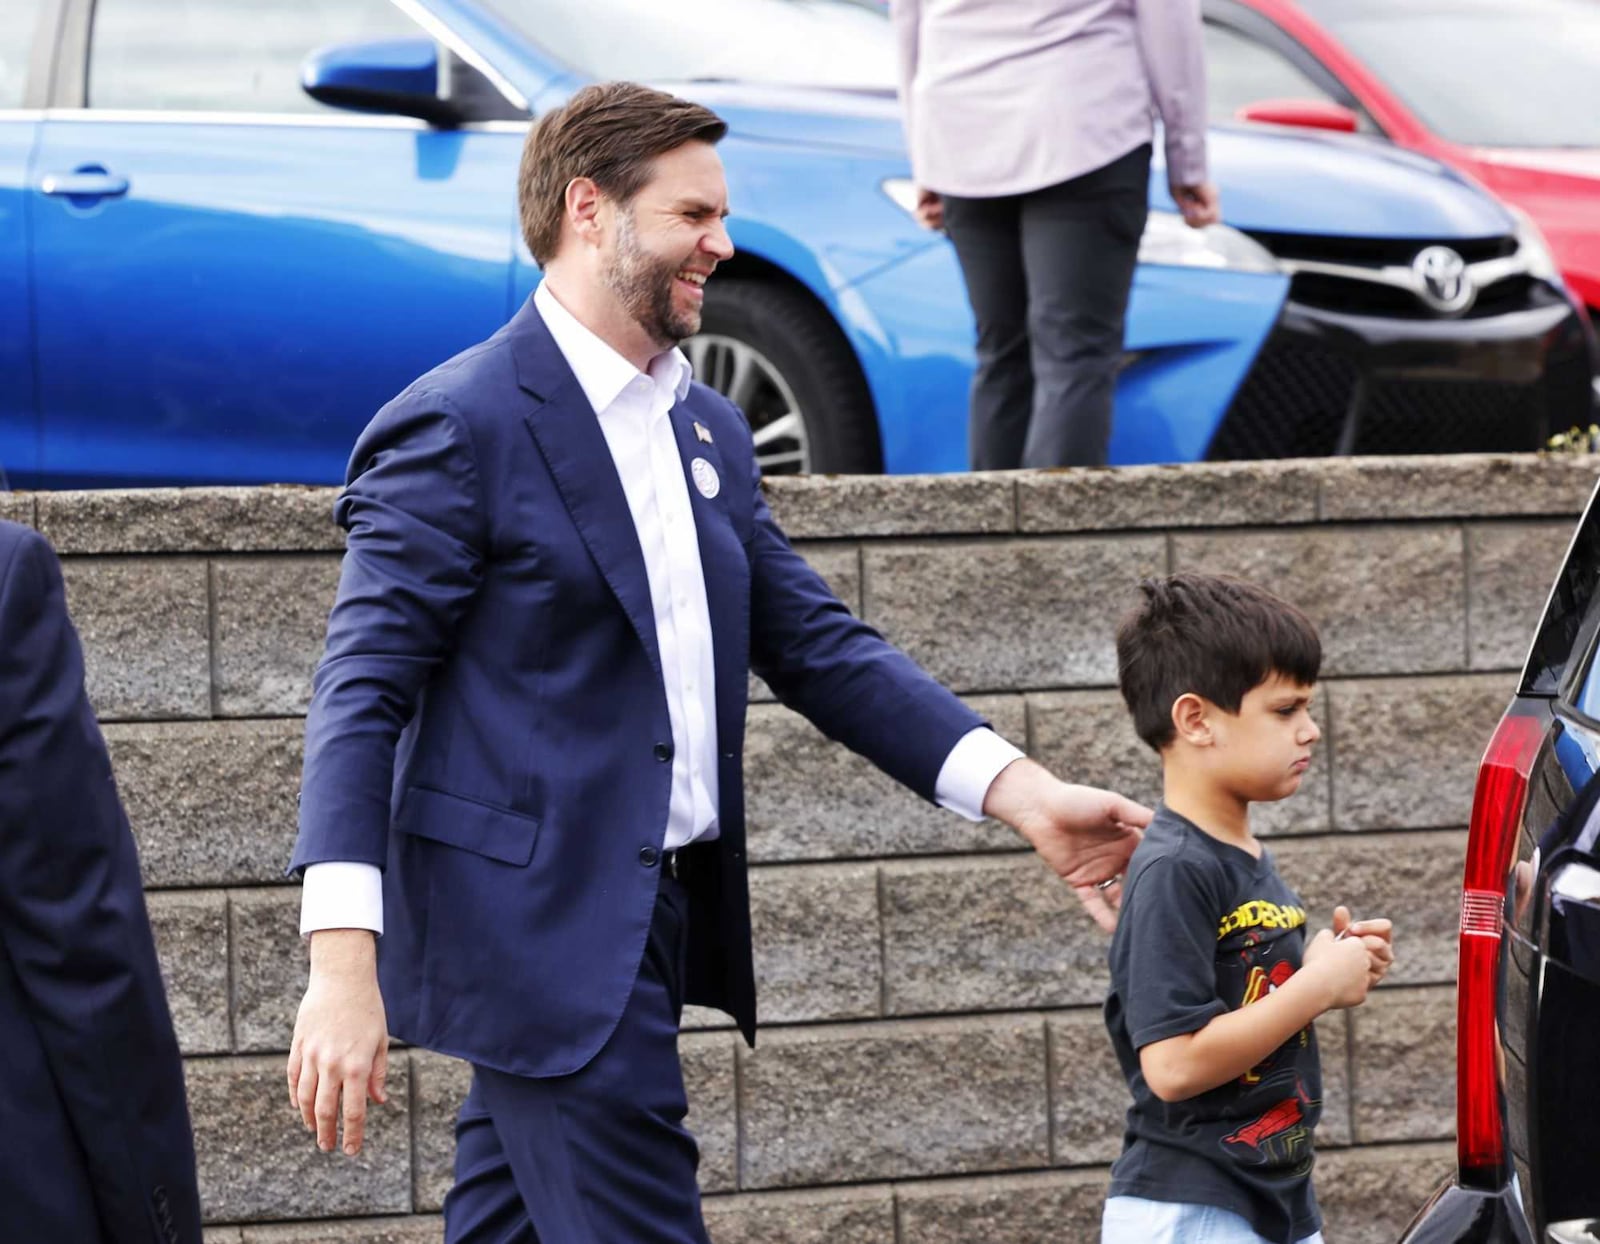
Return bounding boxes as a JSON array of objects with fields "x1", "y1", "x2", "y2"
[
  {"x1": 292, "y1": 388, "x2": 489, "y2": 872},
  {"x1": 744, "y1": 454, "x2": 985, "y2": 802},
  {"x1": 0, "y1": 528, "x2": 202, "y2": 1244}
]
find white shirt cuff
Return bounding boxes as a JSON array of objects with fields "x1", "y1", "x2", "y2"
[
  {"x1": 935, "y1": 727, "x2": 1026, "y2": 822},
  {"x1": 300, "y1": 861, "x2": 385, "y2": 937}
]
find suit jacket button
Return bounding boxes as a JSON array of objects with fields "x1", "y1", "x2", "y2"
[
  {"x1": 639, "y1": 846, "x2": 659, "y2": 867},
  {"x1": 654, "y1": 742, "x2": 674, "y2": 762}
]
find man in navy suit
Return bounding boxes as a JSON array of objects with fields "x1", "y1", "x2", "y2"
[
  {"x1": 287, "y1": 82, "x2": 1148, "y2": 1242},
  {"x1": 0, "y1": 521, "x2": 202, "y2": 1243}
]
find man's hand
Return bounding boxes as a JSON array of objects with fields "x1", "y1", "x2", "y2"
[
  {"x1": 982, "y1": 758, "x2": 1150, "y2": 932},
  {"x1": 1172, "y1": 181, "x2": 1221, "y2": 228},
  {"x1": 914, "y1": 186, "x2": 945, "y2": 231},
  {"x1": 287, "y1": 929, "x2": 389, "y2": 1156}
]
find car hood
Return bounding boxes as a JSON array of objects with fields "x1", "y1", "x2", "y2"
[
  {"x1": 671, "y1": 83, "x2": 1513, "y2": 239},
  {"x1": 670, "y1": 81, "x2": 908, "y2": 156},
  {"x1": 1456, "y1": 147, "x2": 1600, "y2": 307},
  {"x1": 1469, "y1": 146, "x2": 1600, "y2": 183},
  {"x1": 1198, "y1": 126, "x2": 1513, "y2": 238}
]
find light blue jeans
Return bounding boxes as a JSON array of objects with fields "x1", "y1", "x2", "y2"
[{"x1": 1102, "y1": 1195, "x2": 1326, "y2": 1244}]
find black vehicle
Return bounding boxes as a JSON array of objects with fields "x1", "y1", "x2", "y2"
[{"x1": 1401, "y1": 480, "x2": 1600, "y2": 1244}]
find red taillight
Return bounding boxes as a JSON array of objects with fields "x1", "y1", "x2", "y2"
[{"x1": 1456, "y1": 710, "x2": 1544, "y2": 1185}]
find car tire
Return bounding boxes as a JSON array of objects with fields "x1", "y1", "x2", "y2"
[{"x1": 687, "y1": 278, "x2": 882, "y2": 475}]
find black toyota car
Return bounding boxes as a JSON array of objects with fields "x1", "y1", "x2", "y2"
[{"x1": 1401, "y1": 479, "x2": 1600, "y2": 1244}]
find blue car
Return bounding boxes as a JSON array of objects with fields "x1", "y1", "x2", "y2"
[{"x1": 2, "y1": 0, "x2": 1592, "y2": 487}]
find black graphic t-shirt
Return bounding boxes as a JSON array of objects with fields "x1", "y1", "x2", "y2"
[{"x1": 1104, "y1": 806, "x2": 1322, "y2": 1244}]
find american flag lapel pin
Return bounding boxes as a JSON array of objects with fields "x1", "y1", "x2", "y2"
[{"x1": 693, "y1": 421, "x2": 714, "y2": 444}]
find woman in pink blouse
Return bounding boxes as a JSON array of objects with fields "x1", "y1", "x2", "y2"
[{"x1": 891, "y1": 0, "x2": 1220, "y2": 468}]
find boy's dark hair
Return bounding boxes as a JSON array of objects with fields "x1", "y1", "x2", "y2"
[
  {"x1": 1116, "y1": 573, "x2": 1321, "y2": 751},
  {"x1": 518, "y1": 82, "x2": 728, "y2": 266}
]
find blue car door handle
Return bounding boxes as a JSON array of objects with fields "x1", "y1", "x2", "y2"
[{"x1": 40, "y1": 167, "x2": 131, "y2": 200}]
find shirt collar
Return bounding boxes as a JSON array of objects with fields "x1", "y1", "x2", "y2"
[{"x1": 534, "y1": 280, "x2": 692, "y2": 416}]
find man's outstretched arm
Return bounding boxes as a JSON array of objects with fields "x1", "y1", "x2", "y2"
[{"x1": 742, "y1": 456, "x2": 1148, "y2": 927}]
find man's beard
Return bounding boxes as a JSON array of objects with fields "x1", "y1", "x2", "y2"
[{"x1": 602, "y1": 209, "x2": 701, "y2": 347}]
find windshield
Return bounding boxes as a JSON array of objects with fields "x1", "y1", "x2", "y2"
[
  {"x1": 1298, "y1": 0, "x2": 1600, "y2": 147},
  {"x1": 481, "y1": 0, "x2": 898, "y2": 90}
]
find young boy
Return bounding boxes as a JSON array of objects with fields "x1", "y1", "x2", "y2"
[{"x1": 1102, "y1": 573, "x2": 1395, "y2": 1244}]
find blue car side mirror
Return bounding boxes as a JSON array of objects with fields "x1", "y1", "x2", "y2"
[{"x1": 301, "y1": 39, "x2": 463, "y2": 128}]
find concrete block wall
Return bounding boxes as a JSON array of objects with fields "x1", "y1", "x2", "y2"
[{"x1": 7, "y1": 453, "x2": 1596, "y2": 1244}]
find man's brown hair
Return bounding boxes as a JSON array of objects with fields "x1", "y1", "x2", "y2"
[{"x1": 518, "y1": 82, "x2": 728, "y2": 267}]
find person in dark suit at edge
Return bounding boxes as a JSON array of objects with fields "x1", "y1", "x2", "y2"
[
  {"x1": 286, "y1": 82, "x2": 1150, "y2": 1243},
  {"x1": 0, "y1": 518, "x2": 203, "y2": 1244}
]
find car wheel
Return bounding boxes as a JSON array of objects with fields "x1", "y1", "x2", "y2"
[{"x1": 685, "y1": 279, "x2": 882, "y2": 475}]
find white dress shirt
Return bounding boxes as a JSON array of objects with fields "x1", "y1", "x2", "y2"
[{"x1": 300, "y1": 284, "x2": 1023, "y2": 935}]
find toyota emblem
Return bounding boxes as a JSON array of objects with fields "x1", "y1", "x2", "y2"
[{"x1": 1412, "y1": 245, "x2": 1475, "y2": 314}]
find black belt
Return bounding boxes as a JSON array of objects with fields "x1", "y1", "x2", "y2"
[{"x1": 663, "y1": 844, "x2": 710, "y2": 882}]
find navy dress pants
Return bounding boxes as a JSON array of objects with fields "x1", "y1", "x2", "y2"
[{"x1": 443, "y1": 874, "x2": 710, "y2": 1243}]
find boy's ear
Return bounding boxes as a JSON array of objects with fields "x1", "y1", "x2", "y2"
[{"x1": 1171, "y1": 693, "x2": 1214, "y2": 747}]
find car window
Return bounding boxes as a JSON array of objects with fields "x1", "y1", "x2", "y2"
[
  {"x1": 1295, "y1": 0, "x2": 1600, "y2": 148},
  {"x1": 480, "y1": 0, "x2": 897, "y2": 89},
  {"x1": 1204, "y1": 20, "x2": 1339, "y2": 123},
  {"x1": 88, "y1": 0, "x2": 422, "y2": 113},
  {"x1": 1526, "y1": 495, "x2": 1600, "y2": 703},
  {"x1": 1, "y1": 0, "x2": 45, "y2": 108}
]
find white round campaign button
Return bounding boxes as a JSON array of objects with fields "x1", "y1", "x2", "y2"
[{"x1": 691, "y1": 457, "x2": 720, "y2": 499}]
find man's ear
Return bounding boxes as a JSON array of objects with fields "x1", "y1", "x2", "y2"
[
  {"x1": 1171, "y1": 693, "x2": 1214, "y2": 747},
  {"x1": 564, "y1": 176, "x2": 604, "y2": 246}
]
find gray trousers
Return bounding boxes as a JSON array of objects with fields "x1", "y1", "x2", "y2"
[{"x1": 942, "y1": 142, "x2": 1151, "y2": 469}]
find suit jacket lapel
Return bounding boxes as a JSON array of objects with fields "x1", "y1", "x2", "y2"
[
  {"x1": 668, "y1": 399, "x2": 749, "y2": 743},
  {"x1": 513, "y1": 305, "x2": 663, "y2": 679}
]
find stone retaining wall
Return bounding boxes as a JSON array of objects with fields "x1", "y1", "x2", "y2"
[{"x1": 8, "y1": 452, "x2": 1598, "y2": 1244}]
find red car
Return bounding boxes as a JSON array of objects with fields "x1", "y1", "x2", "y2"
[{"x1": 1204, "y1": 0, "x2": 1600, "y2": 317}]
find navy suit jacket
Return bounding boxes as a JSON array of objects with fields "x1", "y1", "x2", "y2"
[
  {"x1": 0, "y1": 522, "x2": 201, "y2": 1244},
  {"x1": 291, "y1": 298, "x2": 984, "y2": 1077}
]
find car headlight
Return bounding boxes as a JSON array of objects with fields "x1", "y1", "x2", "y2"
[
  {"x1": 1510, "y1": 206, "x2": 1561, "y2": 284},
  {"x1": 1137, "y1": 211, "x2": 1278, "y2": 274},
  {"x1": 880, "y1": 177, "x2": 920, "y2": 217}
]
